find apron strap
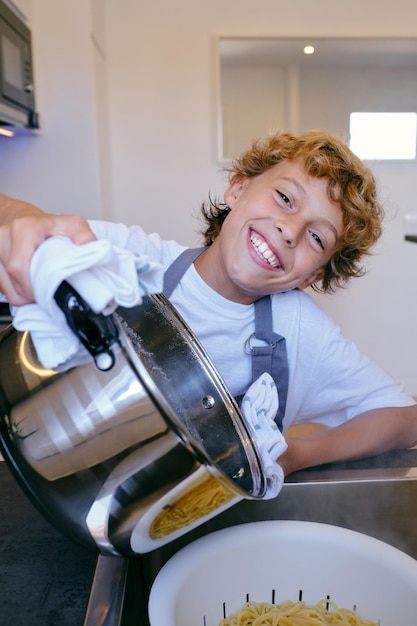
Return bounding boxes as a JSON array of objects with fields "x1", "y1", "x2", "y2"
[
  {"x1": 250, "y1": 296, "x2": 288, "y2": 430},
  {"x1": 162, "y1": 247, "x2": 288, "y2": 430},
  {"x1": 163, "y1": 247, "x2": 206, "y2": 298}
]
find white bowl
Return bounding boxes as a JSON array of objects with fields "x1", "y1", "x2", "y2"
[{"x1": 148, "y1": 520, "x2": 417, "y2": 626}]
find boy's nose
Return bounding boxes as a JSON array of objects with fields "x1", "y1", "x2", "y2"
[
  {"x1": 277, "y1": 218, "x2": 303, "y2": 247},
  {"x1": 277, "y1": 226, "x2": 293, "y2": 247}
]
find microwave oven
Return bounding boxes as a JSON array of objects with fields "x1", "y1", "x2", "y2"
[{"x1": 0, "y1": 0, "x2": 39, "y2": 129}]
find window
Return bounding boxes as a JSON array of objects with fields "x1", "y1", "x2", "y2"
[{"x1": 349, "y1": 112, "x2": 417, "y2": 160}]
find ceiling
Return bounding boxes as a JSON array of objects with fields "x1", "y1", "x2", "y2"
[{"x1": 220, "y1": 37, "x2": 417, "y2": 68}]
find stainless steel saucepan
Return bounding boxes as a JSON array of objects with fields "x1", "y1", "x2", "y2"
[{"x1": 0, "y1": 286, "x2": 267, "y2": 555}]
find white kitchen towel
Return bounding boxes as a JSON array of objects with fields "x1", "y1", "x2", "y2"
[
  {"x1": 241, "y1": 372, "x2": 288, "y2": 499},
  {"x1": 11, "y1": 236, "x2": 163, "y2": 369}
]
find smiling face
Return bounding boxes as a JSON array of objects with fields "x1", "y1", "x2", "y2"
[{"x1": 195, "y1": 159, "x2": 344, "y2": 304}]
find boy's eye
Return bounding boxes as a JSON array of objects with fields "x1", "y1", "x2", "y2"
[
  {"x1": 278, "y1": 191, "x2": 291, "y2": 205},
  {"x1": 311, "y1": 231, "x2": 324, "y2": 250}
]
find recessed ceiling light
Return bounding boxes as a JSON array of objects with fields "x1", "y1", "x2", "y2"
[{"x1": 304, "y1": 45, "x2": 315, "y2": 55}]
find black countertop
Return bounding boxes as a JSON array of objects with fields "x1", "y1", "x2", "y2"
[{"x1": 0, "y1": 461, "x2": 97, "y2": 626}]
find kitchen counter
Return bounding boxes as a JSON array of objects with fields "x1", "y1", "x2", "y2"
[
  {"x1": 0, "y1": 461, "x2": 97, "y2": 626},
  {"x1": 2, "y1": 442, "x2": 417, "y2": 626}
]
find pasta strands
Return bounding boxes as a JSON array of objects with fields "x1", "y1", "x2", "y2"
[
  {"x1": 218, "y1": 598, "x2": 377, "y2": 626},
  {"x1": 149, "y1": 474, "x2": 234, "y2": 539}
]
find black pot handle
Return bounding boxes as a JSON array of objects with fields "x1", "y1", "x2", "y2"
[{"x1": 54, "y1": 281, "x2": 119, "y2": 371}]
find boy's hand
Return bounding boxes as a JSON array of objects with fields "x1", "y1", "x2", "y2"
[{"x1": 0, "y1": 195, "x2": 96, "y2": 305}]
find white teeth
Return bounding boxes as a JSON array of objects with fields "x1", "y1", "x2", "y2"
[{"x1": 250, "y1": 233, "x2": 279, "y2": 268}]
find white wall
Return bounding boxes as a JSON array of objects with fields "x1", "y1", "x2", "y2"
[
  {"x1": 221, "y1": 63, "x2": 288, "y2": 159},
  {"x1": 1, "y1": 0, "x2": 417, "y2": 394},
  {"x1": 300, "y1": 65, "x2": 417, "y2": 135},
  {"x1": 313, "y1": 159, "x2": 417, "y2": 393},
  {"x1": 0, "y1": 0, "x2": 105, "y2": 219},
  {"x1": 103, "y1": 0, "x2": 417, "y2": 240}
]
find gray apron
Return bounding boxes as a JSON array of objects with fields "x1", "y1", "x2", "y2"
[{"x1": 163, "y1": 247, "x2": 289, "y2": 430}]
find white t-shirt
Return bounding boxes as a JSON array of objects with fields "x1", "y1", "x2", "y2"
[{"x1": 90, "y1": 220, "x2": 414, "y2": 431}]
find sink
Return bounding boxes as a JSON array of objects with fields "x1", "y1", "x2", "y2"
[{"x1": 83, "y1": 448, "x2": 417, "y2": 625}]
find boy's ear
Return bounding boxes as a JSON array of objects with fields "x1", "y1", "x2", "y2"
[
  {"x1": 299, "y1": 267, "x2": 325, "y2": 290},
  {"x1": 224, "y1": 176, "x2": 245, "y2": 207}
]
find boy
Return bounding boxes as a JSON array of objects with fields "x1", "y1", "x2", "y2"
[{"x1": 0, "y1": 129, "x2": 416, "y2": 477}]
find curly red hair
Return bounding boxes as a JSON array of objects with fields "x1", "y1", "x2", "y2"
[{"x1": 201, "y1": 129, "x2": 384, "y2": 293}]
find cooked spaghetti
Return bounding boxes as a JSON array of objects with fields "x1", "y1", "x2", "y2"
[
  {"x1": 149, "y1": 474, "x2": 234, "y2": 539},
  {"x1": 218, "y1": 598, "x2": 377, "y2": 625}
]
